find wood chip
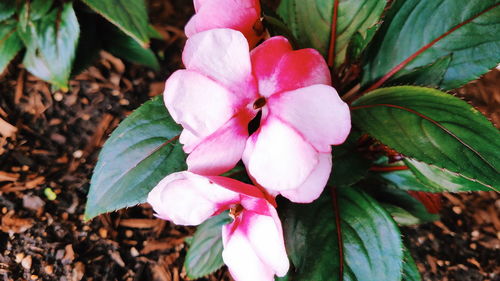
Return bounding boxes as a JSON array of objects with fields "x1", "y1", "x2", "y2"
[
  {"x1": 0, "y1": 211, "x2": 34, "y2": 234},
  {"x1": 0, "y1": 171, "x2": 20, "y2": 182},
  {"x1": 119, "y1": 219, "x2": 161, "y2": 229},
  {"x1": 0, "y1": 117, "x2": 17, "y2": 138}
]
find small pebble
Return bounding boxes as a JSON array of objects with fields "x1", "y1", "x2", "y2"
[
  {"x1": 452, "y1": 206, "x2": 462, "y2": 214},
  {"x1": 21, "y1": 256, "x2": 32, "y2": 270},
  {"x1": 15, "y1": 253, "x2": 25, "y2": 263},
  {"x1": 73, "y1": 150, "x2": 83, "y2": 158},
  {"x1": 53, "y1": 92, "x2": 63, "y2": 101},
  {"x1": 130, "y1": 247, "x2": 139, "y2": 257}
]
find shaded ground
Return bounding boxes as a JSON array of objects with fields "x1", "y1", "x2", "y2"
[{"x1": 0, "y1": 1, "x2": 499, "y2": 280}]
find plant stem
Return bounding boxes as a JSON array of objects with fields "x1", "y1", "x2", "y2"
[{"x1": 330, "y1": 185, "x2": 344, "y2": 281}]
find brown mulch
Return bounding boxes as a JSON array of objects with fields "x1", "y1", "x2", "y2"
[{"x1": 0, "y1": 1, "x2": 499, "y2": 280}]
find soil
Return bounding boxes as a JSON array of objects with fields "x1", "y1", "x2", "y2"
[{"x1": 0, "y1": 1, "x2": 499, "y2": 281}]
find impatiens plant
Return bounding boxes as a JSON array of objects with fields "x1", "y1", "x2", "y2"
[
  {"x1": 0, "y1": 0, "x2": 159, "y2": 90},
  {"x1": 85, "y1": 0, "x2": 500, "y2": 280}
]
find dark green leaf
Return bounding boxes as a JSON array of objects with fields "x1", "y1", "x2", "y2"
[
  {"x1": 388, "y1": 55, "x2": 452, "y2": 88},
  {"x1": 277, "y1": 0, "x2": 385, "y2": 67},
  {"x1": 21, "y1": 2, "x2": 79, "y2": 90},
  {"x1": 362, "y1": 0, "x2": 500, "y2": 90},
  {"x1": 72, "y1": 9, "x2": 102, "y2": 76},
  {"x1": 282, "y1": 188, "x2": 403, "y2": 281},
  {"x1": 329, "y1": 130, "x2": 370, "y2": 187},
  {"x1": 103, "y1": 24, "x2": 159, "y2": 70},
  {"x1": 85, "y1": 96, "x2": 186, "y2": 220},
  {"x1": 362, "y1": 183, "x2": 439, "y2": 225},
  {"x1": 402, "y1": 246, "x2": 421, "y2": 281},
  {"x1": 263, "y1": 15, "x2": 298, "y2": 48},
  {"x1": 0, "y1": 20, "x2": 23, "y2": 73},
  {"x1": 82, "y1": 0, "x2": 149, "y2": 46},
  {"x1": 20, "y1": 0, "x2": 54, "y2": 21},
  {"x1": 0, "y1": 0, "x2": 16, "y2": 22},
  {"x1": 346, "y1": 23, "x2": 380, "y2": 63},
  {"x1": 185, "y1": 212, "x2": 231, "y2": 279},
  {"x1": 404, "y1": 159, "x2": 496, "y2": 192},
  {"x1": 352, "y1": 86, "x2": 500, "y2": 188}
]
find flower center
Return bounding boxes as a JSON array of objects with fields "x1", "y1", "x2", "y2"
[
  {"x1": 253, "y1": 97, "x2": 266, "y2": 109},
  {"x1": 229, "y1": 204, "x2": 244, "y2": 219}
]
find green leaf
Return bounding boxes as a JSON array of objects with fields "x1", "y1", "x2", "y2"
[
  {"x1": 18, "y1": 0, "x2": 54, "y2": 21},
  {"x1": 0, "y1": 0, "x2": 16, "y2": 22},
  {"x1": 402, "y1": 246, "x2": 421, "y2": 281},
  {"x1": 185, "y1": 212, "x2": 232, "y2": 279},
  {"x1": 329, "y1": 130, "x2": 370, "y2": 187},
  {"x1": 277, "y1": 0, "x2": 385, "y2": 67},
  {"x1": 0, "y1": 20, "x2": 23, "y2": 73},
  {"x1": 82, "y1": 0, "x2": 149, "y2": 46},
  {"x1": 282, "y1": 188, "x2": 403, "y2": 281},
  {"x1": 387, "y1": 55, "x2": 452, "y2": 88},
  {"x1": 21, "y1": 2, "x2": 79, "y2": 90},
  {"x1": 362, "y1": 0, "x2": 500, "y2": 90},
  {"x1": 85, "y1": 96, "x2": 186, "y2": 220},
  {"x1": 362, "y1": 183, "x2": 439, "y2": 225},
  {"x1": 102, "y1": 24, "x2": 159, "y2": 70},
  {"x1": 352, "y1": 86, "x2": 500, "y2": 188},
  {"x1": 404, "y1": 158, "x2": 497, "y2": 192},
  {"x1": 346, "y1": 23, "x2": 380, "y2": 63}
]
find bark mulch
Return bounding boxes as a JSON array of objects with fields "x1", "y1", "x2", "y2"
[{"x1": 0, "y1": 1, "x2": 499, "y2": 280}]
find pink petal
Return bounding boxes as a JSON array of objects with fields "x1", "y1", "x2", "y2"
[
  {"x1": 280, "y1": 152, "x2": 332, "y2": 203},
  {"x1": 242, "y1": 210, "x2": 289, "y2": 277},
  {"x1": 222, "y1": 209, "x2": 289, "y2": 281},
  {"x1": 182, "y1": 29, "x2": 257, "y2": 99},
  {"x1": 185, "y1": 0, "x2": 262, "y2": 47},
  {"x1": 243, "y1": 117, "x2": 319, "y2": 191},
  {"x1": 222, "y1": 218, "x2": 275, "y2": 281},
  {"x1": 164, "y1": 70, "x2": 235, "y2": 150},
  {"x1": 187, "y1": 112, "x2": 252, "y2": 176},
  {"x1": 251, "y1": 37, "x2": 330, "y2": 97},
  {"x1": 147, "y1": 172, "x2": 239, "y2": 225},
  {"x1": 268, "y1": 84, "x2": 351, "y2": 151},
  {"x1": 250, "y1": 37, "x2": 292, "y2": 96}
]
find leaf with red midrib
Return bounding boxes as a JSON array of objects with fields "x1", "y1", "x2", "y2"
[
  {"x1": 362, "y1": 0, "x2": 500, "y2": 92},
  {"x1": 351, "y1": 86, "x2": 500, "y2": 189}
]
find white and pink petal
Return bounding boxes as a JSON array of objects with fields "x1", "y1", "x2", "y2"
[
  {"x1": 182, "y1": 29, "x2": 257, "y2": 99},
  {"x1": 186, "y1": 112, "x2": 252, "y2": 176},
  {"x1": 222, "y1": 210, "x2": 289, "y2": 281},
  {"x1": 185, "y1": 0, "x2": 262, "y2": 47},
  {"x1": 268, "y1": 84, "x2": 351, "y2": 152},
  {"x1": 280, "y1": 152, "x2": 332, "y2": 203},
  {"x1": 243, "y1": 117, "x2": 319, "y2": 191},
  {"x1": 251, "y1": 37, "x2": 330, "y2": 97},
  {"x1": 147, "y1": 172, "x2": 240, "y2": 226},
  {"x1": 163, "y1": 70, "x2": 235, "y2": 145}
]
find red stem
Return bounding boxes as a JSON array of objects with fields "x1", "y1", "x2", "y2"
[
  {"x1": 330, "y1": 185, "x2": 344, "y2": 281},
  {"x1": 327, "y1": 0, "x2": 340, "y2": 68},
  {"x1": 369, "y1": 165, "x2": 409, "y2": 172},
  {"x1": 357, "y1": 3, "x2": 500, "y2": 97}
]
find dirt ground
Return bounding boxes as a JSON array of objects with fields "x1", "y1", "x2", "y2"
[{"x1": 0, "y1": 1, "x2": 499, "y2": 280}]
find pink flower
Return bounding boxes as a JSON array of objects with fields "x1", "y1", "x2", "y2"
[
  {"x1": 147, "y1": 171, "x2": 289, "y2": 281},
  {"x1": 185, "y1": 0, "x2": 264, "y2": 47},
  {"x1": 164, "y1": 28, "x2": 351, "y2": 203}
]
